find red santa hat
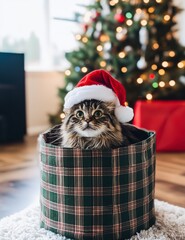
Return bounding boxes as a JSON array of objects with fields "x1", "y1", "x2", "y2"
[{"x1": 64, "y1": 69, "x2": 134, "y2": 123}]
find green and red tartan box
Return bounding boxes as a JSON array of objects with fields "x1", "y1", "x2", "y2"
[{"x1": 39, "y1": 125, "x2": 156, "y2": 240}]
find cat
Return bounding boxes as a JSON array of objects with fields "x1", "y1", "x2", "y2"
[{"x1": 61, "y1": 99, "x2": 123, "y2": 149}]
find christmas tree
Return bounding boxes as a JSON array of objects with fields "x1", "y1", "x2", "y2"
[{"x1": 50, "y1": 0, "x2": 185, "y2": 125}]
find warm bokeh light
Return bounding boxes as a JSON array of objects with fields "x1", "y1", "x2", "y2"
[
  {"x1": 169, "y1": 51, "x2": 175, "y2": 57},
  {"x1": 100, "y1": 61, "x2": 106, "y2": 67},
  {"x1": 151, "y1": 64, "x2": 158, "y2": 70},
  {"x1": 146, "y1": 93, "x2": 153, "y2": 100},
  {"x1": 65, "y1": 70, "x2": 71, "y2": 76},
  {"x1": 177, "y1": 61, "x2": 184, "y2": 69},
  {"x1": 162, "y1": 61, "x2": 169, "y2": 68},
  {"x1": 164, "y1": 14, "x2": 171, "y2": 21},
  {"x1": 158, "y1": 69, "x2": 165, "y2": 75},
  {"x1": 153, "y1": 42, "x2": 159, "y2": 50},
  {"x1": 159, "y1": 81, "x2": 165, "y2": 87},
  {"x1": 81, "y1": 67, "x2": 88, "y2": 73},
  {"x1": 121, "y1": 67, "x2": 128, "y2": 73},
  {"x1": 148, "y1": 7, "x2": 155, "y2": 13},
  {"x1": 60, "y1": 113, "x2": 65, "y2": 119},
  {"x1": 82, "y1": 36, "x2": 88, "y2": 43},
  {"x1": 169, "y1": 80, "x2": 176, "y2": 86},
  {"x1": 75, "y1": 34, "x2": 82, "y2": 40},
  {"x1": 96, "y1": 45, "x2": 103, "y2": 52},
  {"x1": 126, "y1": 20, "x2": 133, "y2": 26},
  {"x1": 116, "y1": 26, "x2": 123, "y2": 33},
  {"x1": 137, "y1": 77, "x2": 143, "y2": 84},
  {"x1": 118, "y1": 51, "x2": 126, "y2": 58},
  {"x1": 141, "y1": 19, "x2": 147, "y2": 26}
]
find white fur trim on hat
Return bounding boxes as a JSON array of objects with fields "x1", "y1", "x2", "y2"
[
  {"x1": 64, "y1": 85, "x2": 117, "y2": 109},
  {"x1": 64, "y1": 84, "x2": 134, "y2": 123}
]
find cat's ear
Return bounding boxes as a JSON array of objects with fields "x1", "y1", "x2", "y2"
[{"x1": 105, "y1": 102, "x2": 115, "y2": 112}]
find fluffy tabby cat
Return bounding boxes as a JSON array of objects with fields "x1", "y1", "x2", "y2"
[{"x1": 61, "y1": 99, "x2": 123, "y2": 149}]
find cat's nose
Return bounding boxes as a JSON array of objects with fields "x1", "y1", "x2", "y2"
[{"x1": 85, "y1": 119, "x2": 90, "y2": 123}]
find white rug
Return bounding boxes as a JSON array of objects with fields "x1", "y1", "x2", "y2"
[{"x1": 0, "y1": 200, "x2": 184, "y2": 240}]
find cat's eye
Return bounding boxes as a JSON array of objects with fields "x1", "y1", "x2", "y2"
[
  {"x1": 94, "y1": 110, "x2": 103, "y2": 118},
  {"x1": 76, "y1": 110, "x2": 84, "y2": 119}
]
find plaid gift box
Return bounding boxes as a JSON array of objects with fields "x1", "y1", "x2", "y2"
[{"x1": 39, "y1": 125, "x2": 156, "y2": 240}]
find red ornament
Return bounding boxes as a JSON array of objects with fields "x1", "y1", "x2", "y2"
[
  {"x1": 114, "y1": 13, "x2": 125, "y2": 23},
  {"x1": 92, "y1": 11, "x2": 101, "y2": 21},
  {"x1": 83, "y1": 24, "x2": 88, "y2": 32}
]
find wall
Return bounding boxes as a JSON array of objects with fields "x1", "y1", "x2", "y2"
[
  {"x1": 26, "y1": 71, "x2": 64, "y2": 135},
  {"x1": 174, "y1": 0, "x2": 185, "y2": 46}
]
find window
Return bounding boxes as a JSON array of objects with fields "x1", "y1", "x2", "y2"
[{"x1": 0, "y1": 0, "x2": 90, "y2": 71}]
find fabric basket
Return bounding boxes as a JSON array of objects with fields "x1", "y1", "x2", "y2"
[{"x1": 39, "y1": 125, "x2": 156, "y2": 240}]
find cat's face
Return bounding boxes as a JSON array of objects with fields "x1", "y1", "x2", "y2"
[{"x1": 64, "y1": 100, "x2": 116, "y2": 138}]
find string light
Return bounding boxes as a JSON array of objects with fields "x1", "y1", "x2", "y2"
[
  {"x1": 75, "y1": 66, "x2": 81, "y2": 72},
  {"x1": 96, "y1": 45, "x2": 103, "y2": 52},
  {"x1": 177, "y1": 61, "x2": 184, "y2": 69},
  {"x1": 125, "y1": 101, "x2": 128, "y2": 106},
  {"x1": 169, "y1": 51, "x2": 175, "y2": 57},
  {"x1": 149, "y1": 73, "x2": 155, "y2": 79},
  {"x1": 148, "y1": 7, "x2": 155, "y2": 13},
  {"x1": 136, "y1": 8, "x2": 142, "y2": 14},
  {"x1": 169, "y1": 80, "x2": 176, "y2": 86},
  {"x1": 164, "y1": 15, "x2": 171, "y2": 21},
  {"x1": 126, "y1": 12, "x2": 132, "y2": 19},
  {"x1": 81, "y1": 67, "x2": 88, "y2": 73},
  {"x1": 140, "y1": 73, "x2": 147, "y2": 80},
  {"x1": 116, "y1": 27, "x2": 123, "y2": 33},
  {"x1": 143, "y1": 0, "x2": 149, "y2": 3},
  {"x1": 60, "y1": 113, "x2": 65, "y2": 119},
  {"x1": 75, "y1": 34, "x2": 82, "y2": 40},
  {"x1": 152, "y1": 82, "x2": 158, "y2": 88},
  {"x1": 141, "y1": 19, "x2": 147, "y2": 26},
  {"x1": 121, "y1": 67, "x2": 128, "y2": 73},
  {"x1": 65, "y1": 70, "x2": 71, "y2": 76},
  {"x1": 126, "y1": 19, "x2": 133, "y2": 26},
  {"x1": 152, "y1": 42, "x2": 159, "y2": 50},
  {"x1": 137, "y1": 78, "x2": 143, "y2": 84},
  {"x1": 100, "y1": 61, "x2": 106, "y2": 67},
  {"x1": 109, "y1": 0, "x2": 118, "y2": 6},
  {"x1": 151, "y1": 64, "x2": 158, "y2": 70},
  {"x1": 162, "y1": 61, "x2": 169, "y2": 68},
  {"x1": 100, "y1": 34, "x2": 110, "y2": 42},
  {"x1": 156, "y1": 0, "x2": 162, "y2": 3},
  {"x1": 146, "y1": 93, "x2": 153, "y2": 100},
  {"x1": 118, "y1": 51, "x2": 126, "y2": 58},
  {"x1": 82, "y1": 36, "x2": 88, "y2": 43},
  {"x1": 159, "y1": 81, "x2": 165, "y2": 87},
  {"x1": 158, "y1": 69, "x2": 165, "y2": 75}
]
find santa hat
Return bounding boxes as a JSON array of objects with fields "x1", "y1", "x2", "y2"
[{"x1": 64, "y1": 69, "x2": 134, "y2": 123}]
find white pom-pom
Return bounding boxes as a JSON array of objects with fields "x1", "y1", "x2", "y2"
[{"x1": 115, "y1": 106, "x2": 134, "y2": 123}]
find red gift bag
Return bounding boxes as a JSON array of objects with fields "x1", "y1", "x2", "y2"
[{"x1": 133, "y1": 100, "x2": 185, "y2": 151}]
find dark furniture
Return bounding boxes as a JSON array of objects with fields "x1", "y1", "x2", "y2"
[{"x1": 0, "y1": 52, "x2": 26, "y2": 143}]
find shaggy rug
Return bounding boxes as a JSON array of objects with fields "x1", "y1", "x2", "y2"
[{"x1": 0, "y1": 200, "x2": 184, "y2": 240}]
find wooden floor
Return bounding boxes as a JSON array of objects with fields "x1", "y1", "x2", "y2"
[{"x1": 0, "y1": 136, "x2": 185, "y2": 219}]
